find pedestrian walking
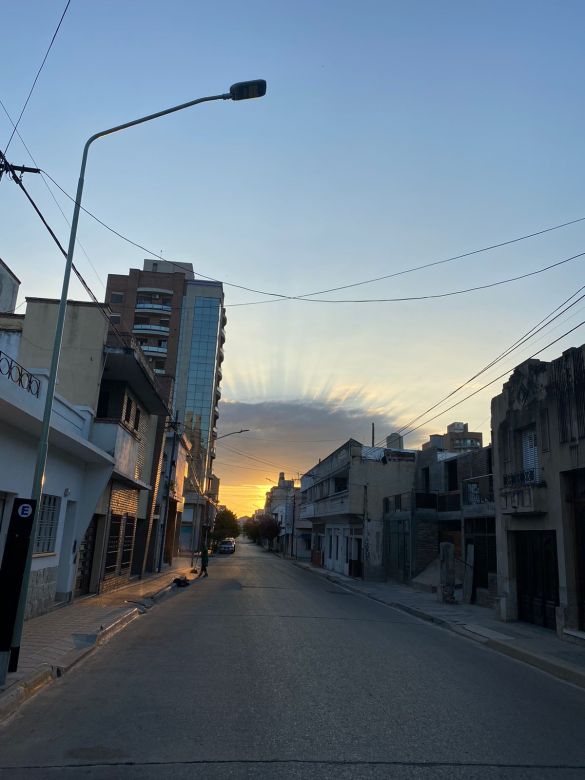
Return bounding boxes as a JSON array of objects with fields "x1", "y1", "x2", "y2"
[{"x1": 198, "y1": 540, "x2": 209, "y2": 578}]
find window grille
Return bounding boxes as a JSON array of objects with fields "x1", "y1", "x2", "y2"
[{"x1": 34, "y1": 495, "x2": 60, "y2": 554}]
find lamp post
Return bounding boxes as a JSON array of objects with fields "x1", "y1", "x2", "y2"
[{"x1": 4, "y1": 80, "x2": 266, "y2": 680}]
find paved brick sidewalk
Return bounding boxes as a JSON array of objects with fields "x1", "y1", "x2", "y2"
[
  {"x1": 0, "y1": 559, "x2": 194, "y2": 720},
  {"x1": 293, "y1": 560, "x2": 585, "y2": 689}
]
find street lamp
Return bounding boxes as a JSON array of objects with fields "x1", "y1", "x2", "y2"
[
  {"x1": 216, "y1": 429, "x2": 250, "y2": 441},
  {"x1": 5, "y1": 80, "x2": 267, "y2": 678}
]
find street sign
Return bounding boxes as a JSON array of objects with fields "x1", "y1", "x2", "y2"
[{"x1": 0, "y1": 498, "x2": 37, "y2": 663}]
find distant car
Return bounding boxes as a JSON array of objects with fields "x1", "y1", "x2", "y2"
[{"x1": 218, "y1": 539, "x2": 236, "y2": 554}]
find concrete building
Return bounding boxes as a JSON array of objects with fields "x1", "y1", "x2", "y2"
[
  {"x1": 422, "y1": 421, "x2": 483, "y2": 453},
  {"x1": 106, "y1": 260, "x2": 225, "y2": 563},
  {"x1": 301, "y1": 440, "x2": 416, "y2": 580},
  {"x1": 265, "y1": 473, "x2": 305, "y2": 557},
  {"x1": 492, "y1": 347, "x2": 585, "y2": 635},
  {"x1": 383, "y1": 445, "x2": 462, "y2": 582},
  {"x1": 0, "y1": 258, "x2": 20, "y2": 313}
]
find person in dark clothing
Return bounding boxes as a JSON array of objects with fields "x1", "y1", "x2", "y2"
[{"x1": 199, "y1": 541, "x2": 209, "y2": 578}]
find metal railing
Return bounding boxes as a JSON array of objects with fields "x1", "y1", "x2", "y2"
[
  {"x1": 503, "y1": 469, "x2": 538, "y2": 488},
  {"x1": 0, "y1": 350, "x2": 40, "y2": 397}
]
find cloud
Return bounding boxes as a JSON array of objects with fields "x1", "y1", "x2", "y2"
[{"x1": 214, "y1": 398, "x2": 404, "y2": 516}]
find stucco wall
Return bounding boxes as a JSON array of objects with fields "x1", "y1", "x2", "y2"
[{"x1": 19, "y1": 299, "x2": 107, "y2": 411}]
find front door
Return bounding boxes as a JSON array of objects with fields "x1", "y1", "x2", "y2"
[
  {"x1": 515, "y1": 530, "x2": 559, "y2": 630},
  {"x1": 75, "y1": 515, "x2": 97, "y2": 597}
]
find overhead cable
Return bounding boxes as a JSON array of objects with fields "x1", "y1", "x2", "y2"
[{"x1": 4, "y1": 0, "x2": 71, "y2": 155}]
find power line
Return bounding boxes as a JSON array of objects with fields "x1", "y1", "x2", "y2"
[
  {"x1": 401, "y1": 316, "x2": 585, "y2": 439},
  {"x1": 295, "y1": 217, "x2": 585, "y2": 298},
  {"x1": 391, "y1": 281, "x2": 585, "y2": 439},
  {"x1": 0, "y1": 98, "x2": 106, "y2": 290},
  {"x1": 218, "y1": 441, "x2": 302, "y2": 474},
  {"x1": 40, "y1": 171, "x2": 294, "y2": 300},
  {"x1": 36, "y1": 170, "x2": 585, "y2": 307},
  {"x1": 4, "y1": 0, "x2": 71, "y2": 155},
  {"x1": 263, "y1": 252, "x2": 585, "y2": 305}
]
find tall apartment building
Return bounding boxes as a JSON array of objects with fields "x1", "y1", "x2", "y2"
[{"x1": 106, "y1": 260, "x2": 225, "y2": 560}]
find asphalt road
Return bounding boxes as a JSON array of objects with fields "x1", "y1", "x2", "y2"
[{"x1": 1, "y1": 541, "x2": 585, "y2": 779}]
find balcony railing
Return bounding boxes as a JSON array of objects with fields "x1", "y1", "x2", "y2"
[
  {"x1": 133, "y1": 324, "x2": 170, "y2": 334},
  {"x1": 140, "y1": 344, "x2": 168, "y2": 354},
  {"x1": 503, "y1": 469, "x2": 540, "y2": 488},
  {"x1": 135, "y1": 302, "x2": 172, "y2": 312},
  {"x1": 0, "y1": 350, "x2": 40, "y2": 397}
]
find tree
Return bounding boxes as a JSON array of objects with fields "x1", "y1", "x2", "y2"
[
  {"x1": 211, "y1": 507, "x2": 240, "y2": 542},
  {"x1": 257, "y1": 514, "x2": 281, "y2": 543},
  {"x1": 243, "y1": 517, "x2": 261, "y2": 543}
]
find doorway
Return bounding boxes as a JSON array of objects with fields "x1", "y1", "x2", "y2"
[{"x1": 515, "y1": 530, "x2": 559, "y2": 630}]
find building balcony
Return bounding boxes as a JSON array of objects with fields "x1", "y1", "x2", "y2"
[
  {"x1": 215, "y1": 386, "x2": 222, "y2": 400},
  {"x1": 91, "y1": 420, "x2": 149, "y2": 487},
  {"x1": 218, "y1": 346, "x2": 224, "y2": 364},
  {"x1": 133, "y1": 324, "x2": 170, "y2": 335},
  {"x1": 500, "y1": 481, "x2": 548, "y2": 516},
  {"x1": 0, "y1": 350, "x2": 40, "y2": 398},
  {"x1": 140, "y1": 344, "x2": 168, "y2": 355},
  {"x1": 300, "y1": 491, "x2": 352, "y2": 520},
  {"x1": 135, "y1": 302, "x2": 172, "y2": 313}
]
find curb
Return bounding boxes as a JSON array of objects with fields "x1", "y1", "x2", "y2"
[
  {"x1": 0, "y1": 607, "x2": 140, "y2": 725},
  {"x1": 292, "y1": 560, "x2": 585, "y2": 691}
]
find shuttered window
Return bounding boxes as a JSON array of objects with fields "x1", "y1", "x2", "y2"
[
  {"x1": 522, "y1": 428, "x2": 539, "y2": 482},
  {"x1": 34, "y1": 495, "x2": 60, "y2": 554}
]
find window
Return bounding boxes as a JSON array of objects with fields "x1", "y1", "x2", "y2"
[
  {"x1": 124, "y1": 397, "x2": 133, "y2": 424},
  {"x1": 110, "y1": 314, "x2": 121, "y2": 324},
  {"x1": 333, "y1": 476, "x2": 348, "y2": 493},
  {"x1": 110, "y1": 292, "x2": 124, "y2": 304},
  {"x1": 134, "y1": 315, "x2": 150, "y2": 325},
  {"x1": 394, "y1": 494, "x2": 402, "y2": 511},
  {"x1": 159, "y1": 318, "x2": 170, "y2": 327},
  {"x1": 133, "y1": 407, "x2": 141, "y2": 431},
  {"x1": 34, "y1": 495, "x2": 60, "y2": 554}
]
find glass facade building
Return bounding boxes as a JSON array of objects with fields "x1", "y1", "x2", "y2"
[{"x1": 174, "y1": 282, "x2": 224, "y2": 492}]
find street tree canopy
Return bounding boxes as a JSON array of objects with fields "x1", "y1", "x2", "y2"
[{"x1": 212, "y1": 508, "x2": 240, "y2": 541}]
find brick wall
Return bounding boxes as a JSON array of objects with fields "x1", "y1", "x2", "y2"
[{"x1": 415, "y1": 520, "x2": 438, "y2": 576}]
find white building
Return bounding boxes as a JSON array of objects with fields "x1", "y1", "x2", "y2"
[{"x1": 0, "y1": 350, "x2": 113, "y2": 617}]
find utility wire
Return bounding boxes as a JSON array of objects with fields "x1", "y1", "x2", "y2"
[
  {"x1": 295, "y1": 217, "x2": 585, "y2": 298},
  {"x1": 39, "y1": 169, "x2": 585, "y2": 307},
  {"x1": 0, "y1": 98, "x2": 106, "y2": 289},
  {"x1": 401, "y1": 317, "x2": 585, "y2": 439},
  {"x1": 390, "y1": 281, "x2": 585, "y2": 439},
  {"x1": 41, "y1": 171, "x2": 294, "y2": 300},
  {"x1": 218, "y1": 441, "x2": 302, "y2": 475},
  {"x1": 4, "y1": 0, "x2": 71, "y2": 155},
  {"x1": 239, "y1": 252, "x2": 585, "y2": 305}
]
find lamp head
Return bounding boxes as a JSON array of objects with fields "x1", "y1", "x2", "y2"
[{"x1": 229, "y1": 80, "x2": 267, "y2": 101}]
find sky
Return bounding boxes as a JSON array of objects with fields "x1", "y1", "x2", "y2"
[{"x1": 2, "y1": 1, "x2": 585, "y2": 515}]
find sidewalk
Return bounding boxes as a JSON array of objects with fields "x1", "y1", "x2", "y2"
[
  {"x1": 0, "y1": 558, "x2": 194, "y2": 722},
  {"x1": 293, "y1": 560, "x2": 585, "y2": 690}
]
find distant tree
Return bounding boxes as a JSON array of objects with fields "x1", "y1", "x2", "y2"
[
  {"x1": 211, "y1": 507, "x2": 240, "y2": 541},
  {"x1": 244, "y1": 517, "x2": 261, "y2": 543},
  {"x1": 257, "y1": 514, "x2": 281, "y2": 543}
]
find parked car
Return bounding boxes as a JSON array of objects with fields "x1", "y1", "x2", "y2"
[{"x1": 218, "y1": 539, "x2": 236, "y2": 554}]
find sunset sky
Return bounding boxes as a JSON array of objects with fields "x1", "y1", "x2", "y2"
[{"x1": 3, "y1": 1, "x2": 585, "y2": 515}]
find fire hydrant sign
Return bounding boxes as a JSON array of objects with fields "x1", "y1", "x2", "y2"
[{"x1": 0, "y1": 498, "x2": 37, "y2": 653}]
